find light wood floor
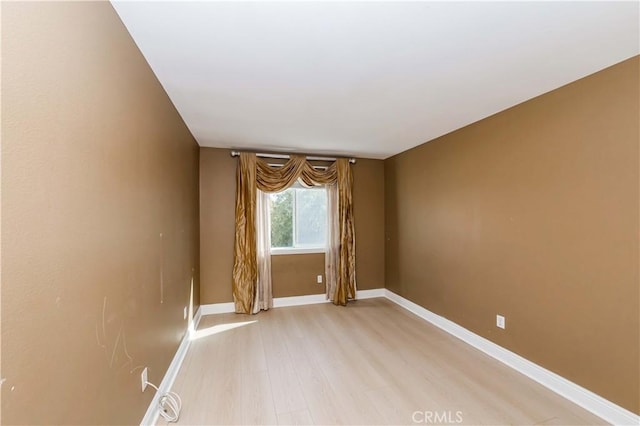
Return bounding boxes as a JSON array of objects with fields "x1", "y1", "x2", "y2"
[{"x1": 159, "y1": 298, "x2": 606, "y2": 425}]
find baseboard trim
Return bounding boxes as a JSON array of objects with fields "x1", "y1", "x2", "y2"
[
  {"x1": 273, "y1": 293, "x2": 327, "y2": 308},
  {"x1": 355, "y1": 288, "x2": 386, "y2": 299},
  {"x1": 383, "y1": 289, "x2": 639, "y2": 426},
  {"x1": 200, "y1": 301, "x2": 235, "y2": 315},
  {"x1": 140, "y1": 306, "x2": 203, "y2": 426},
  {"x1": 191, "y1": 306, "x2": 202, "y2": 334},
  {"x1": 200, "y1": 288, "x2": 387, "y2": 313}
]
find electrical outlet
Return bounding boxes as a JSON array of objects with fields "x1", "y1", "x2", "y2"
[
  {"x1": 317, "y1": 275, "x2": 323, "y2": 284},
  {"x1": 184, "y1": 306, "x2": 188, "y2": 320},
  {"x1": 496, "y1": 315, "x2": 506, "y2": 329},
  {"x1": 141, "y1": 367, "x2": 148, "y2": 392}
]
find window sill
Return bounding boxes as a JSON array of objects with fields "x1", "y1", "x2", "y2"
[{"x1": 270, "y1": 247, "x2": 325, "y2": 256}]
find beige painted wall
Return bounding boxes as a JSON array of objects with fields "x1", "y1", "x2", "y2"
[
  {"x1": 199, "y1": 148, "x2": 385, "y2": 304},
  {"x1": 199, "y1": 148, "x2": 236, "y2": 303},
  {"x1": 1, "y1": 3, "x2": 199, "y2": 424},
  {"x1": 385, "y1": 56, "x2": 639, "y2": 414},
  {"x1": 271, "y1": 253, "x2": 325, "y2": 297}
]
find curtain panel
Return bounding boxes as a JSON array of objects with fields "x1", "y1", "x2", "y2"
[
  {"x1": 232, "y1": 153, "x2": 257, "y2": 314},
  {"x1": 232, "y1": 152, "x2": 356, "y2": 314},
  {"x1": 254, "y1": 189, "x2": 272, "y2": 313},
  {"x1": 335, "y1": 159, "x2": 357, "y2": 303}
]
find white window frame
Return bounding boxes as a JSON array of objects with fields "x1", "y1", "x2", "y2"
[
  {"x1": 270, "y1": 185, "x2": 326, "y2": 256},
  {"x1": 270, "y1": 247, "x2": 325, "y2": 256}
]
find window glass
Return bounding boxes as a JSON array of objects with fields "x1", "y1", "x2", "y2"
[{"x1": 270, "y1": 184, "x2": 326, "y2": 250}]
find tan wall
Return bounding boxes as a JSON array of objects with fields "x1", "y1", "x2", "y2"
[
  {"x1": 385, "y1": 57, "x2": 639, "y2": 414},
  {"x1": 271, "y1": 254, "x2": 325, "y2": 297},
  {"x1": 353, "y1": 158, "x2": 386, "y2": 291},
  {"x1": 199, "y1": 148, "x2": 236, "y2": 303},
  {"x1": 1, "y1": 3, "x2": 200, "y2": 424},
  {"x1": 200, "y1": 148, "x2": 385, "y2": 303}
]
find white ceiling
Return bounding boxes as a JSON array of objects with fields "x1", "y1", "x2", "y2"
[{"x1": 112, "y1": 1, "x2": 639, "y2": 159}]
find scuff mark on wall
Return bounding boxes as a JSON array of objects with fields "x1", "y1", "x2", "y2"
[
  {"x1": 95, "y1": 297, "x2": 108, "y2": 350},
  {"x1": 95, "y1": 297, "x2": 143, "y2": 374},
  {"x1": 122, "y1": 332, "x2": 144, "y2": 374}
]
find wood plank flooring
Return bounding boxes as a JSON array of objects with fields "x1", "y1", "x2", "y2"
[{"x1": 159, "y1": 298, "x2": 606, "y2": 425}]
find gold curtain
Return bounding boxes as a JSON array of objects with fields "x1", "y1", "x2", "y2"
[
  {"x1": 255, "y1": 154, "x2": 338, "y2": 190},
  {"x1": 232, "y1": 152, "x2": 356, "y2": 313},
  {"x1": 232, "y1": 153, "x2": 257, "y2": 314},
  {"x1": 335, "y1": 159, "x2": 356, "y2": 304}
]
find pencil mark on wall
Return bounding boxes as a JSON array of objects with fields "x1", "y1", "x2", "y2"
[
  {"x1": 95, "y1": 324, "x2": 106, "y2": 349},
  {"x1": 122, "y1": 331, "x2": 143, "y2": 374},
  {"x1": 95, "y1": 297, "x2": 107, "y2": 350},
  {"x1": 109, "y1": 322, "x2": 124, "y2": 368},
  {"x1": 95, "y1": 297, "x2": 143, "y2": 375}
]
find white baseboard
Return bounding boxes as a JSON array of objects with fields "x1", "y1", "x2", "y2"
[
  {"x1": 199, "y1": 288, "x2": 386, "y2": 313},
  {"x1": 191, "y1": 306, "x2": 202, "y2": 334},
  {"x1": 355, "y1": 288, "x2": 386, "y2": 299},
  {"x1": 140, "y1": 306, "x2": 203, "y2": 426},
  {"x1": 200, "y1": 301, "x2": 235, "y2": 315},
  {"x1": 273, "y1": 293, "x2": 328, "y2": 308},
  {"x1": 383, "y1": 289, "x2": 640, "y2": 426}
]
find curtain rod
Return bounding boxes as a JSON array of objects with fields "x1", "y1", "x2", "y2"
[{"x1": 230, "y1": 150, "x2": 356, "y2": 164}]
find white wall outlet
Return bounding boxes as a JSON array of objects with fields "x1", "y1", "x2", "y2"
[
  {"x1": 496, "y1": 315, "x2": 506, "y2": 329},
  {"x1": 141, "y1": 367, "x2": 148, "y2": 392},
  {"x1": 184, "y1": 306, "x2": 188, "y2": 320},
  {"x1": 317, "y1": 274, "x2": 323, "y2": 284}
]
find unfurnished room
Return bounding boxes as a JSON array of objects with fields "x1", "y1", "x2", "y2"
[{"x1": 1, "y1": 1, "x2": 639, "y2": 425}]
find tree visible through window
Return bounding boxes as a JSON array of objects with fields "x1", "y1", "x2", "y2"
[{"x1": 270, "y1": 184, "x2": 326, "y2": 250}]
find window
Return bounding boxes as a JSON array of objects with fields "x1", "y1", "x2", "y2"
[{"x1": 270, "y1": 183, "x2": 327, "y2": 254}]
